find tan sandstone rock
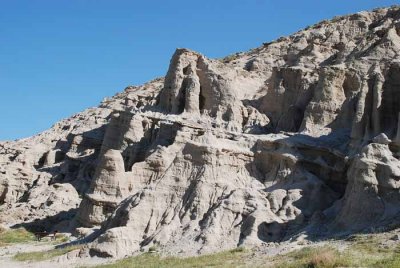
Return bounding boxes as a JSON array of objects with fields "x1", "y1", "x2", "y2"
[{"x1": 1, "y1": 6, "x2": 400, "y2": 260}]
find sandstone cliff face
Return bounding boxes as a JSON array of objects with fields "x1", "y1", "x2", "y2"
[{"x1": 2, "y1": 6, "x2": 400, "y2": 258}]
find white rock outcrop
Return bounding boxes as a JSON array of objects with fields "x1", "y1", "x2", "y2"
[{"x1": 1, "y1": 6, "x2": 400, "y2": 259}]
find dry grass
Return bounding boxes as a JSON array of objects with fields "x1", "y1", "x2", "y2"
[
  {"x1": 0, "y1": 227, "x2": 69, "y2": 249},
  {"x1": 94, "y1": 248, "x2": 249, "y2": 268},
  {"x1": 91, "y1": 237, "x2": 400, "y2": 268},
  {"x1": 273, "y1": 235, "x2": 400, "y2": 268},
  {"x1": 13, "y1": 245, "x2": 83, "y2": 262},
  {"x1": 273, "y1": 246, "x2": 343, "y2": 268},
  {"x1": 308, "y1": 249, "x2": 337, "y2": 267},
  {"x1": 219, "y1": 53, "x2": 240, "y2": 63},
  {"x1": 57, "y1": 234, "x2": 70, "y2": 243},
  {"x1": 5, "y1": 230, "x2": 400, "y2": 267},
  {"x1": 0, "y1": 228, "x2": 35, "y2": 246}
]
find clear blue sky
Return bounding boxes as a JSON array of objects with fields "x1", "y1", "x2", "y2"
[{"x1": 1, "y1": 0, "x2": 398, "y2": 141}]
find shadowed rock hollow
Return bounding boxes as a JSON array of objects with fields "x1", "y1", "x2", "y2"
[{"x1": 1, "y1": 6, "x2": 400, "y2": 259}]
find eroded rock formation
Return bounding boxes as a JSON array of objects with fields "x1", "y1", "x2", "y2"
[{"x1": 1, "y1": 6, "x2": 400, "y2": 258}]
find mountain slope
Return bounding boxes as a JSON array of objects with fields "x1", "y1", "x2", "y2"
[{"x1": 1, "y1": 6, "x2": 400, "y2": 259}]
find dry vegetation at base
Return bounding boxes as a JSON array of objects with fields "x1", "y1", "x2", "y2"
[
  {"x1": 13, "y1": 245, "x2": 83, "y2": 262},
  {"x1": 3, "y1": 231, "x2": 400, "y2": 267},
  {"x1": 95, "y1": 248, "x2": 248, "y2": 268},
  {"x1": 54, "y1": 234, "x2": 70, "y2": 243},
  {"x1": 0, "y1": 227, "x2": 69, "y2": 247},
  {"x1": 92, "y1": 235, "x2": 400, "y2": 268},
  {"x1": 0, "y1": 228, "x2": 35, "y2": 246},
  {"x1": 273, "y1": 235, "x2": 400, "y2": 268}
]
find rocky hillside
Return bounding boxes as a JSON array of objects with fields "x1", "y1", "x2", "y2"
[{"x1": 1, "y1": 6, "x2": 400, "y2": 259}]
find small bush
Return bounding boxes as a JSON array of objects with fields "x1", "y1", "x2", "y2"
[
  {"x1": 148, "y1": 246, "x2": 157, "y2": 252},
  {"x1": 58, "y1": 235, "x2": 69, "y2": 243},
  {"x1": 308, "y1": 249, "x2": 337, "y2": 268},
  {"x1": 219, "y1": 53, "x2": 242, "y2": 63},
  {"x1": 50, "y1": 233, "x2": 70, "y2": 244},
  {"x1": 229, "y1": 246, "x2": 246, "y2": 253},
  {"x1": 274, "y1": 246, "x2": 342, "y2": 268}
]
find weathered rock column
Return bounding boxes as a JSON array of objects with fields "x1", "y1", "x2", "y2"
[
  {"x1": 351, "y1": 76, "x2": 369, "y2": 143},
  {"x1": 76, "y1": 149, "x2": 129, "y2": 227},
  {"x1": 371, "y1": 67, "x2": 384, "y2": 136},
  {"x1": 183, "y1": 64, "x2": 201, "y2": 114},
  {"x1": 159, "y1": 49, "x2": 200, "y2": 114}
]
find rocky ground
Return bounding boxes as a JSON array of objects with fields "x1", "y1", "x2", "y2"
[
  {"x1": 1, "y1": 5, "x2": 400, "y2": 266},
  {"x1": 0, "y1": 242, "x2": 107, "y2": 268},
  {"x1": 1, "y1": 228, "x2": 400, "y2": 267}
]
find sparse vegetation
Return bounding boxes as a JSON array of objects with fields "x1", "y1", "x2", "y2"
[
  {"x1": 91, "y1": 235, "x2": 400, "y2": 268},
  {"x1": 304, "y1": 25, "x2": 312, "y2": 31},
  {"x1": 94, "y1": 248, "x2": 248, "y2": 268},
  {"x1": 229, "y1": 246, "x2": 246, "y2": 253},
  {"x1": 13, "y1": 245, "x2": 83, "y2": 262},
  {"x1": 0, "y1": 226, "x2": 70, "y2": 250},
  {"x1": 219, "y1": 53, "x2": 240, "y2": 63},
  {"x1": 57, "y1": 234, "x2": 70, "y2": 243},
  {"x1": 273, "y1": 235, "x2": 400, "y2": 268},
  {"x1": 332, "y1": 15, "x2": 343, "y2": 23},
  {"x1": 273, "y1": 246, "x2": 344, "y2": 268},
  {"x1": 0, "y1": 228, "x2": 35, "y2": 246}
]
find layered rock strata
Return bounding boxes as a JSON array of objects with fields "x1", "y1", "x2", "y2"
[{"x1": 1, "y1": 6, "x2": 400, "y2": 258}]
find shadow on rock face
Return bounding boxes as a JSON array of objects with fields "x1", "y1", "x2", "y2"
[
  {"x1": 257, "y1": 221, "x2": 284, "y2": 242},
  {"x1": 12, "y1": 208, "x2": 78, "y2": 233}
]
